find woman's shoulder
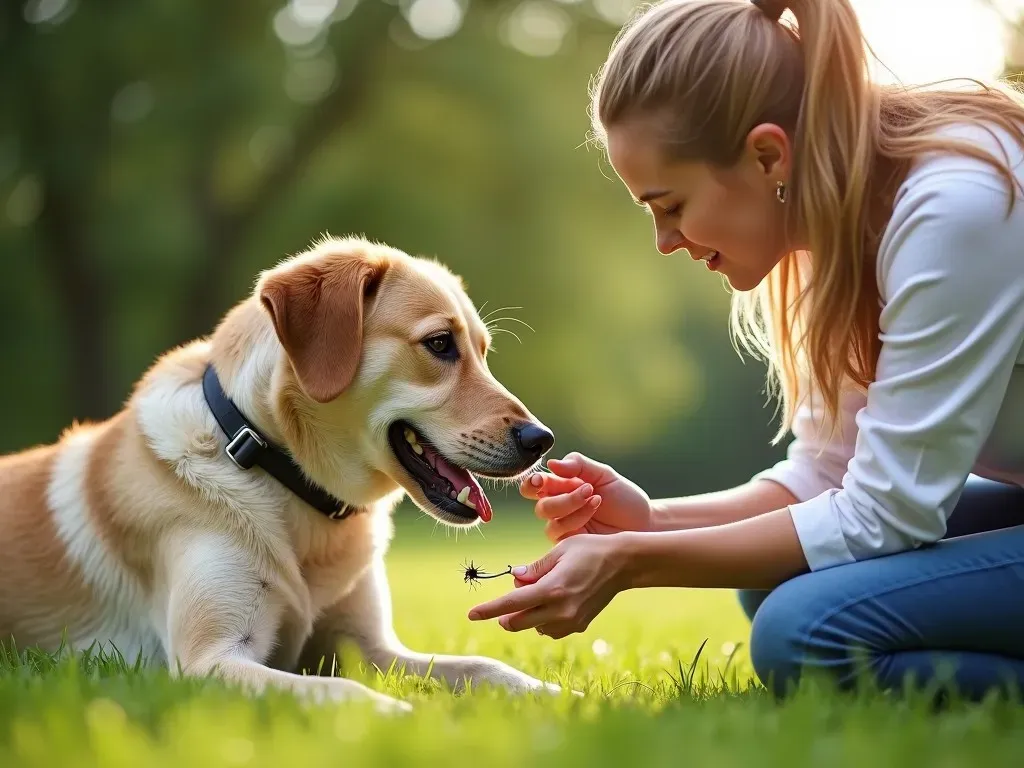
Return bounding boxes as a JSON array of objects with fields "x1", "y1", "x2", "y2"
[
  {"x1": 894, "y1": 120, "x2": 1024, "y2": 213},
  {"x1": 879, "y1": 120, "x2": 1024, "y2": 294}
]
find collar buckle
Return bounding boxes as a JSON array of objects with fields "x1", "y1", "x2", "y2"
[
  {"x1": 226, "y1": 426, "x2": 268, "y2": 470},
  {"x1": 328, "y1": 504, "x2": 353, "y2": 520}
]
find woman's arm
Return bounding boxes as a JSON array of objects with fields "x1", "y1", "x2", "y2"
[
  {"x1": 784, "y1": 153, "x2": 1024, "y2": 571},
  {"x1": 467, "y1": 510, "x2": 809, "y2": 634},
  {"x1": 620, "y1": 507, "x2": 808, "y2": 590},
  {"x1": 648, "y1": 480, "x2": 799, "y2": 531}
]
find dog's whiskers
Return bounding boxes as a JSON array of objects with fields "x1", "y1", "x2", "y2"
[
  {"x1": 480, "y1": 305, "x2": 522, "y2": 323},
  {"x1": 413, "y1": 507, "x2": 433, "y2": 527},
  {"x1": 490, "y1": 327, "x2": 523, "y2": 345},
  {"x1": 485, "y1": 316, "x2": 535, "y2": 334}
]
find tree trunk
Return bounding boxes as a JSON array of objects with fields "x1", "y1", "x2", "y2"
[
  {"x1": 173, "y1": 0, "x2": 396, "y2": 345},
  {"x1": 36, "y1": 185, "x2": 112, "y2": 423}
]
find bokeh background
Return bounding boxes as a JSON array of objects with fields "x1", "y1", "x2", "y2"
[{"x1": 3, "y1": 0, "x2": 1024, "y2": 505}]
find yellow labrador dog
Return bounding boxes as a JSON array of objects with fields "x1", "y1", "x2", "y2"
[{"x1": 0, "y1": 236, "x2": 562, "y2": 713}]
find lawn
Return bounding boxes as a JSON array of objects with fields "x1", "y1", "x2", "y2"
[{"x1": 2, "y1": 502, "x2": 1024, "y2": 767}]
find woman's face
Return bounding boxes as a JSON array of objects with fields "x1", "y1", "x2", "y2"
[{"x1": 605, "y1": 119, "x2": 795, "y2": 292}]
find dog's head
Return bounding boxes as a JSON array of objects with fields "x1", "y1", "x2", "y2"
[{"x1": 255, "y1": 236, "x2": 553, "y2": 526}]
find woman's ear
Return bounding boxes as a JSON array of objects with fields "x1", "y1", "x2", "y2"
[{"x1": 745, "y1": 122, "x2": 791, "y2": 182}]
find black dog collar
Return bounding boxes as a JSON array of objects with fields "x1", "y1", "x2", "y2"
[{"x1": 201, "y1": 364, "x2": 357, "y2": 521}]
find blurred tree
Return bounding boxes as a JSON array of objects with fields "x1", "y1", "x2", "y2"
[
  {"x1": 0, "y1": 0, "x2": 620, "y2": 422},
  {"x1": 0, "y1": 0, "x2": 788, "y2": 498}
]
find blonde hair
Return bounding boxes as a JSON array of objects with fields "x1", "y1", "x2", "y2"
[{"x1": 590, "y1": 0, "x2": 1024, "y2": 442}]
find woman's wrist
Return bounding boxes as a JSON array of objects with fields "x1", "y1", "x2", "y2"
[{"x1": 611, "y1": 529, "x2": 664, "y2": 590}]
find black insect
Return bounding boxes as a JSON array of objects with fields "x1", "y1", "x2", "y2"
[{"x1": 462, "y1": 560, "x2": 513, "y2": 589}]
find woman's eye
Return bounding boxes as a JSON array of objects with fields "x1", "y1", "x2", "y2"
[{"x1": 423, "y1": 332, "x2": 458, "y2": 360}]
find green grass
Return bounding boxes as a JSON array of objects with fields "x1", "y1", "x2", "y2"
[{"x1": 3, "y1": 504, "x2": 1024, "y2": 766}]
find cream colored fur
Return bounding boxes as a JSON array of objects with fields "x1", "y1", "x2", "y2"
[{"x1": 0, "y1": 236, "x2": 563, "y2": 714}]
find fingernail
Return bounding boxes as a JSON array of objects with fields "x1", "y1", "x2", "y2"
[
  {"x1": 579, "y1": 484, "x2": 593, "y2": 495},
  {"x1": 468, "y1": 610, "x2": 481, "y2": 620},
  {"x1": 590, "y1": 496, "x2": 601, "y2": 508},
  {"x1": 512, "y1": 565, "x2": 527, "y2": 577},
  {"x1": 531, "y1": 475, "x2": 542, "y2": 487},
  {"x1": 499, "y1": 617, "x2": 510, "y2": 630}
]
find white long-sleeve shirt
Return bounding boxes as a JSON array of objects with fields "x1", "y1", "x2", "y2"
[{"x1": 754, "y1": 122, "x2": 1024, "y2": 571}]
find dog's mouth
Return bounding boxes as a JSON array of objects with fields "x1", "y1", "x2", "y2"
[{"x1": 388, "y1": 421, "x2": 493, "y2": 524}]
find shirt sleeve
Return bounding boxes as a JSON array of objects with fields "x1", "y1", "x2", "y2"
[
  {"x1": 752, "y1": 384, "x2": 863, "y2": 504},
  {"x1": 782, "y1": 159, "x2": 1024, "y2": 571}
]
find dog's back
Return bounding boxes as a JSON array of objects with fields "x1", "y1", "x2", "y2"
[
  {"x1": 0, "y1": 413, "x2": 167, "y2": 662},
  {"x1": 0, "y1": 443, "x2": 78, "y2": 644},
  {"x1": 0, "y1": 340, "x2": 285, "y2": 662}
]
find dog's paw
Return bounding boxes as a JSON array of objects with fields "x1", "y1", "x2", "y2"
[
  {"x1": 455, "y1": 658, "x2": 581, "y2": 698},
  {"x1": 371, "y1": 692, "x2": 414, "y2": 716},
  {"x1": 535, "y1": 679, "x2": 585, "y2": 698},
  {"x1": 346, "y1": 689, "x2": 413, "y2": 716},
  {"x1": 312, "y1": 678, "x2": 412, "y2": 715}
]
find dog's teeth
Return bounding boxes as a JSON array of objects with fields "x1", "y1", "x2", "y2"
[
  {"x1": 404, "y1": 426, "x2": 424, "y2": 453},
  {"x1": 456, "y1": 487, "x2": 470, "y2": 505},
  {"x1": 464, "y1": 499, "x2": 476, "y2": 511}
]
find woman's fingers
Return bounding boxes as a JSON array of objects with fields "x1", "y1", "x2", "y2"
[
  {"x1": 544, "y1": 497, "x2": 601, "y2": 542},
  {"x1": 520, "y1": 472, "x2": 587, "y2": 500},
  {"x1": 468, "y1": 581, "x2": 548, "y2": 621},
  {"x1": 535, "y1": 484, "x2": 595, "y2": 521},
  {"x1": 546, "y1": 453, "x2": 613, "y2": 484},
  {"x1": 498, "y1": 606, "x2": 562, "y2": 632}
]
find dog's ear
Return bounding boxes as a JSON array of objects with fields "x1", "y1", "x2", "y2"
[{"x1": 259, "y1": 253, "x2": 386, "y2": 403}]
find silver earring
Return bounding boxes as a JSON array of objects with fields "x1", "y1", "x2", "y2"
[{"x1": 776, "y1": 181, "x2": 787, "y2": 204}]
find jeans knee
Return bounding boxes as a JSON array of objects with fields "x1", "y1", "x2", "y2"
[{"x1": 749, "y1": 584, "x2": 810, "y2": 697}]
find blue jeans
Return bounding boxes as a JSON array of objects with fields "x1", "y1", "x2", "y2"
[{"x1": 739, "y1": 476, "x2": 1024, "y2": 701}]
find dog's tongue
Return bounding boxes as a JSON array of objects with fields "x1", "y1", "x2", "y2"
[{"x1": 426, "y1": 448, "x2": 492, "y2": 522}]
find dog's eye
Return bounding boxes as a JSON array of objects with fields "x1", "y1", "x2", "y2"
[{"x1": 423, "y1": 332, "x2": 458, "y2": 360}]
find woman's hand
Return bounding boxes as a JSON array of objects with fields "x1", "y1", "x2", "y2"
[
  {"x1": 467, "y1": 533, "x2": 630, "y2": 638},
  {"x1": 521, "y1": 452, "x2": 653, "y2": 542}
]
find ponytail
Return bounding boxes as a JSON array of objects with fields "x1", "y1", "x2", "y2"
[{"x1": 758, "y1": 0, "x2": 883, "y2": 440}]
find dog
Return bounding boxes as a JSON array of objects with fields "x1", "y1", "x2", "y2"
[{"x1": 0, "y1": 235, "x2": 564, "y2": 713}]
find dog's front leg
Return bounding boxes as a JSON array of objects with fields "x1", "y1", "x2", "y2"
[
  {"x1": 163, "y1": 533, "x2": 411, "y2": 714},
  {"x1": 298, "y1": 556, "x2": 566, "y2": 696}
]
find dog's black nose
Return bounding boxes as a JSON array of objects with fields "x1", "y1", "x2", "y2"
[{"x1": 513, "y1": 423, "x2": 555, "y2": 459}]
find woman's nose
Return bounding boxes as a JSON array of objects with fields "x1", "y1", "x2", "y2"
[{"x1": 656, "y1": 227, "x2": 687, "y2": 255}]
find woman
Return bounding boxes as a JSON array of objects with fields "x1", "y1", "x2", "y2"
[{"x1": 468, "y1": 0, "x2": 1024, "y2": 701}]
